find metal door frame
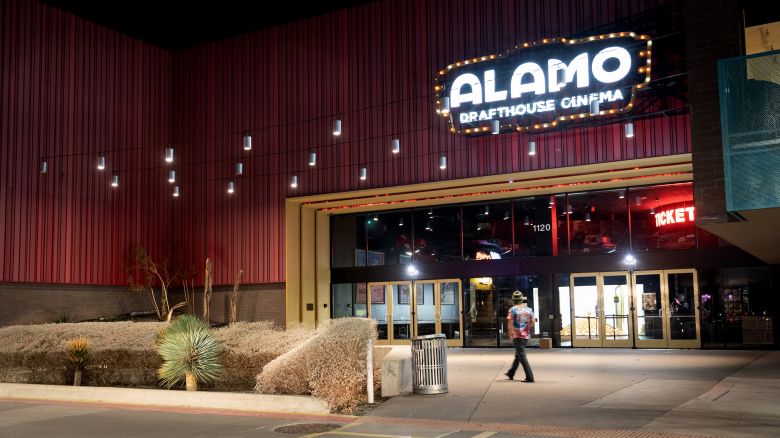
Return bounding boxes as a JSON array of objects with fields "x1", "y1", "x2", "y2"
[
  {"x1": 632, "y1": 269, "x2": 701, "y2": 349},
  {"x1": 369, "y1": 279, "x2": 463, "y2": 346},
  {"x1": 632, "y1": 270, "x2": 667, "y2": 348},
  {"x1": 665, "y1": 269, "x2": 701, "y2": 349},
  {"x1": 600, "y1": 271, "x2": 633, "y2": 348},
  {"x1": 570, "y1": 273, "x2": 602, "y2": 347},
  {"x1": 435, "y1": 279, "x2": 464, "y2": 347},
  {"x1": 570, "y1": 272, "x2": 633, "y2": 348}
]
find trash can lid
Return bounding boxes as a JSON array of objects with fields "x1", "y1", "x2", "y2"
[{"x1": 412, "y1": 334, "x2": 446, "y2": 340}]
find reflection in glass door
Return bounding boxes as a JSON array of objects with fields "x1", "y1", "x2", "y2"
[
  {"x1": 414, "y1": 280, "x2": 462, "y2": 346},
  {"x1": 369, "y1": 283, "x2": 389, "y2": 342},
  {"x1": 368, "y1": 280, "x2": 462, "y2": 346},
  {"x1": 438, "y1": 281, "x2": 462, "y2": 346},
  {"x1": 634, "y1": 273, "x2": 664, "y2": 346},
  {"x1": 633, "y1": 269, "x2": 700, "y2": 348},
  {"x1": 392, "y1": 284, "x2": 412, "y2": 340},
  {"x1": 667, "y1": 271, "x2": 699, "y2": 347},
  {"x1": 570, "y1": 273, "x2": 631, "y2": 347},
  {"x1": 415, "y1": 282, "x2": 436, "y2": 337}
]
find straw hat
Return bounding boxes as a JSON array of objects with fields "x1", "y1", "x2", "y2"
[{"x1": 511, "y1": 290, "x2": 527, "y2": 303}]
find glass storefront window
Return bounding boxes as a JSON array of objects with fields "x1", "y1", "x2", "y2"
[
  {"x1": 366, "y1": 211, "x2": 412, "y2": 266},
  {"x1": 413, "y1": 206, "x2": 461, "y2": 262},
  {"x1": 332, "y1": 182, "x2": 706, "y2": 268},
  {"x1": 331, "y1": 214, "x2": 366, "y2": 268},
  {"x1": 630, "y1": 183, "x2": 695, "y2": 252},
  {"x1": 439, "y1": 281, "x2": 461, "y2": 340},
  {"x1": 722, "y1": 267, "x2": 773, "y2": 347},
  {"x1": 462, "y1": 202, "x2": 512, "y2": 260},
  {"x1": 415, "y1": 282, "x2": 436, "y2": 336},
  {"x1": 514, "y1": 197, "x2": 554, "y2": 257},
  {"x1": 331, "y1": 283, "x2": 355, "y2": 318},
  {"x1": 462, "y1": 275, "x2": 545, "y2": 347},
  {"x1": 331, "y1": 283, "x2": 367, "y2": 319},
  {"x1": 568, "y1": 189, "x2": 629, "y2": 255}
]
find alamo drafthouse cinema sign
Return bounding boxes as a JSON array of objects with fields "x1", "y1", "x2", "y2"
[{"x1": 435, "y1": 32, "x2": 652, "y2": 135}]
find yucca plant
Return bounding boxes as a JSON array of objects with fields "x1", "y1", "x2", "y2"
[
  {"x1": 65, "y1": 337, "x2": 90, "y2": 386},
  {"x1": 156, "y1": 315, "x2": 222, "y2": 391}
]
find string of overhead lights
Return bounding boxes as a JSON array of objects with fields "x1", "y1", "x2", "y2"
[
  {"x1": 30, "y1": 31, "x2": 687, "y2": 198},
  {"x1": 33, "y1": 104, "x2": 687, "y2": 197}
]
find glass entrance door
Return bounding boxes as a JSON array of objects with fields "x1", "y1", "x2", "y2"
[
  {"x1": 570, "y1": 272, "x2": 632, "y2": 347},
  {"x1": 634, "y1": 269, "x2": 701, "y2": 348},
  {"x1": 571, "y1": 274, "x2": 601, "y2": 347},
  {"x1": 368, "y1": 280, "x2": 462, "y2": 346}
]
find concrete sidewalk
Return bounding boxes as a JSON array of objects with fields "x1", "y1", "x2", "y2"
[{"x1": 364, "y1": 348, "x2": 780, "y2": 438}]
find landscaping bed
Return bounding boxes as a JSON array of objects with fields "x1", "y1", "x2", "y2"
[{"x1": 0, "y1": 318, "x2": 379, "y2": 412}]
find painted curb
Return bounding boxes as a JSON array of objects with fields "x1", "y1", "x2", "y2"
[{"x1": 0, "y1": 383, "x2": 330, "y2": 415}]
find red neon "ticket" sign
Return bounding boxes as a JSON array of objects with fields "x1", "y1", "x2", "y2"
[{"x1": 655, "y1": 207, "x2": 694, "y2": 227}]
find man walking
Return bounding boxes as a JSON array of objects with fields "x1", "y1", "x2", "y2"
[{"x1": 505, "y1": 290, "x2": 535, "y2": 382}]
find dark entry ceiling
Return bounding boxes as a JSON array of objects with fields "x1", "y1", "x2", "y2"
[{"x1": 40, "y1": 0, "x2": 378, "y2": 50}]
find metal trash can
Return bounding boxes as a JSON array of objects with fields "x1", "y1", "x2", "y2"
[{"x1": 411, "y1": 334, "x2": 448, "y2": 394}]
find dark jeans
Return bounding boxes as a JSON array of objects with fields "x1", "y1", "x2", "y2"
[{"x1": 507, "y1": 338, "x2": 534, "y2": 381}]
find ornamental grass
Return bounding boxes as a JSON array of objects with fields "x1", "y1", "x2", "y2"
[{"x1": 156, "y1": 315, "x2": 222, "y2": 391}]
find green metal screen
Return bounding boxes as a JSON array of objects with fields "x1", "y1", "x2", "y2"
[{"x1": 718, "y1": 49, "x2": 780, "y2": 212}]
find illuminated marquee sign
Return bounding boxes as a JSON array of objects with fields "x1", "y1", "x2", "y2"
[
  {"x1": 655, "y1": 206, "x2": 695, "y2": 228},
  {"x1": 435, "y1": 32, "x2": 652, "y2": 135}
]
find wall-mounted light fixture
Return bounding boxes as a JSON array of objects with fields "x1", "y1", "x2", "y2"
[
  {"x1": 528, "y1": 140, "x2": 537, "y2": 156},
  {"x1": 165, "y1": 147, "x2": 174, "y2": 163},
  {"x1": 333, "y1": 119, "x2": 342, "y2": 136},
  {"x1": 491, "y1": 120, "x2": 500, "y2": 135},
  {"x1": 172, "y1": 186, "x2": 180, "y2": 197},
  {"x1": 359, "y1": 167, "x2": 367, "y2": 181},
  {"x1": 168, "y1": 170, "x2": 176, "y2": 183},
  {"x1": 290, "y1": 175, "x2": 298, "y2": 188},
  {"x1": 111, "y1": 174, "x2": 119, "y2": 188},
  {"x1": 227, "y1": 180, "x2": 235, "y2": 194},
  {"x1": 235, "y1": 162, "x2": 244, "y2": 175},
  {"x1": 391, "y1": 138, "x2": 400, "y2": 154},
  {"x1": 439, "y1": 155, "x2": 447, "y2": 169},
  {"x1": 243, "y1": 132, "x2": 252, "y2": 151},
  {"x1": 39, "y1": 160, "x2": 48, "y2": 174},
  {"x1": 440, "y1": 97, "x2": 450, "y2": 115},
  {"x1": 589, "y1": 100, "x2": 600, "y2": 115},
  {"x1": 624, "y1": 122, "x2": 635, "y2": 138},
  {"x1": 309, "y1": 151, "x2": 317, "y2": 166},
  {"x1": 97, "y1": 156, "x2": 106, "y2": 170}
]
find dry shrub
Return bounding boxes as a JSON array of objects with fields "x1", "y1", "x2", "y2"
[
  {"x1": 255, "y1": 318, "x2": 377, "y2": 412},
  {"x1": 0, "y1": 321, "x2": 315, "y2": 391},
  {"x1": 212, "y1": 321, "x2": 315, "y2": 390},
  {"x1": 0, "y1": 322, "x2": 164, "y2": 386}
]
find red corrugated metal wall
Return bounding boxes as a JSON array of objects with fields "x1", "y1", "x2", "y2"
[
  {"x1": 0, "y1": 0, "x2": 173, "y2": 285},
  {"x1": 172, "y1": 0, "x2": 690, "y2": 285},
  {"x1": 1, "y1": 0, "x2": 690, "y2": 288}
]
